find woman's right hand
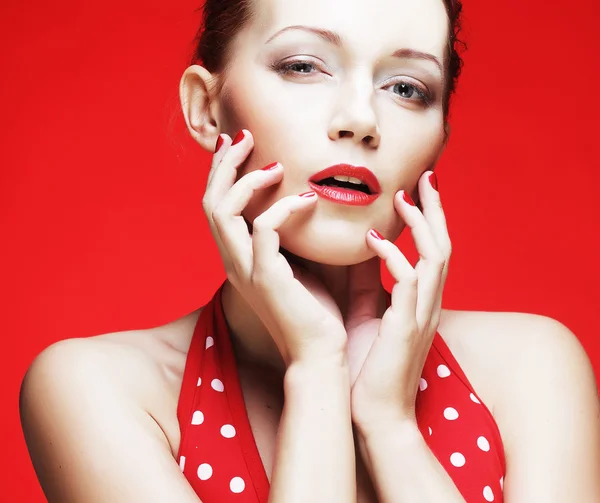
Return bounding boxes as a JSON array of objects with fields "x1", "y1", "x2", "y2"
[{"x1": 202, "y1": 129, "x2": 347, "y2": 367}]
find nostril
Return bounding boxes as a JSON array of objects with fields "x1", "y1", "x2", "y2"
[{"x1": 339, "y1": 130, "x2": 353, "y2": 138}]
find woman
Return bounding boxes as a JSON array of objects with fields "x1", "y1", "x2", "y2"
[{"x1": 19, "y1": 0, "x2": 600, "y2": 501}]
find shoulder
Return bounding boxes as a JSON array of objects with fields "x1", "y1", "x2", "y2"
[
  {"x1": 19, "y1": 310, "x2": 205, "y2": 502},
  {"x1": 439, "y1": 309, "x2": 600, "y2": 499},
  {"x1": 20, "y1": 307, "x2": 204, "y2": 457},
  {"x1": 438, "y1": 309, "x2": 597, "y2": 399}
]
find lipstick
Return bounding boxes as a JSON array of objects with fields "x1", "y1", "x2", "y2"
[{"x1": 308, "y1": 164, "x2": 381, "y2": 206}]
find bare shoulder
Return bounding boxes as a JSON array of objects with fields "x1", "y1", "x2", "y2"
[
  {"x1": 438, "y1": 308, "x2": 598, "y2": 403},
  {"x1": 21, "y1": 307, "x2": 204, "y2": 452},
  {"x1": 19, "y1": 308, "x2": 204, "y2": 503},
  {"x1": 438, "y1": 309, "x2": 600, "y2": 499}
]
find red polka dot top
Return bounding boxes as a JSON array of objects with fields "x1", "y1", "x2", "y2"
[{"x1": 177, "y1": 284, "x2": 506, "y2": 502}]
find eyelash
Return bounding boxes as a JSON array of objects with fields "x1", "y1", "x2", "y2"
[{"x1": 270, "y1": 59, "x2": 434, "y2": 107}]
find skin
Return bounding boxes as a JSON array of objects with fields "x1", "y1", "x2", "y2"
[{"x1": 19, "y1": 0, "x2": 600, "y2": 501}]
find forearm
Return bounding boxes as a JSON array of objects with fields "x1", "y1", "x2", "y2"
[
  {"x1": 268, "y1": 355, "x2": 356, "y2": 503},
  {"x1": 356, "y1": 420, "x2": 466, "y2": 503}
]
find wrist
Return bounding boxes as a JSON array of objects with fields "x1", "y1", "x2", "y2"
[
  {"x1": 286, "y1": 335, "x2": 348, "y2": 370},
  {"x1": 285, "y1": 354, "x2": 350, "y2": 394},
  {"x1": 354, "y1": 411, "x2": 420, "y2": 441}
]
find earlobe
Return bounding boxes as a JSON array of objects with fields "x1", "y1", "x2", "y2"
[
  {"x1": 443, "y1": 122, "x2": 451, "y2": 145},
  {"x1": 179, "y1": 65, "x2": 221, "y2": 152}
]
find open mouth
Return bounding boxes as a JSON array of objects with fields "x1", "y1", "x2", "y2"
[{"x1": 313, "y1": 175, "x2": 372, "y2": 195}]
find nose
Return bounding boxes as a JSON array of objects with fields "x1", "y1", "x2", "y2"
[{"x1": 328, "y1": 76, "x2": 381, "y2": 148}]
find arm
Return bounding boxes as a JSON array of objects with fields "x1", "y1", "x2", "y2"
[
  {"x1": 355, "y1": 315, "x2": 600, "y2": 503},
  {"x1": 20, "y1": 339, "x2": 203, "y2": 503},
  {"x1": 269, "y1": 354, "x2": 356, "y2": 503},
  {"x1": 495, "y1": 315, "x2": 600, "y2": 502},
  {"x1": 354, "y1": 421, "x2": 466, "y2": 503}
]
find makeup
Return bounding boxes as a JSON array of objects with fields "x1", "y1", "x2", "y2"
[{"x1": 308, "y1": 164, "x2": 381, "y2": 206}]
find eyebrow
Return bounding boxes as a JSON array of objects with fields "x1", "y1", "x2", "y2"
[{"x1": 265, "y1": 25, "x2": 443, "y2": 75}]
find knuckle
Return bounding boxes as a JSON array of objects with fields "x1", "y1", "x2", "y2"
[
  {"x1": 251, "y1": 215, "x2": 272, "y2": 234},
  {"x1": 202, "y1": 197, "x2": 213, "y2": 214},
  {"x1": 249, "y1": 269, "x2": 270, "y2": 291},
  {"x1": 403, "y1": 271, "x2": 419, "y2": 286},
  {"x1": 211, "y1": 207, "x2": 224, "y2": 225},
  {"x1": 431, "y1": 253, "x2": 445, "y2": 269}
]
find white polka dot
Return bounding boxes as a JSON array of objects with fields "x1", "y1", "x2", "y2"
[
  {"x1": 197, "y1": 463, "x2": 213, "y2": 480},
  {"x1": 197, "y1": 377, "x2": 202, "y2": 386},
  {"x1": 450, "y1": 452, "x2": 466, "y2": 467},
  {"x1": 419, "y1": 378, "x2": 428, "y2": 391},
  {"x1": 437, "y1": 364, "x2": 451, "y2": 378},
  {"x1": 179, "y1": 456, "x2": 186, "y2": 472},
  {"x1": 211, "y1": 378, "x2": 225, "y2": 392},
  {"x1": 191, "y1": 410, "x2": 204, "y2": 425},
  {"x1": 428, "y1": 427, "x2": 432, "y2": 436},
  {"x1": 500, "y1": 476, "x2": 504, "y2": 490},
  {"x1": 221, "y1": 424, "x2": 236, "y2": 438},
  {"x1": 483, "y1": 486, "x2": 494, "y2": 501},
  {"x1": 470, "y1": 393, "x2": 481, "y2": 404},
  {"x1": 443, "y1": 407, "x2": 459, "y2": 420},
  {"x1": 205, "y1": 336, "x2": 214, "y2": 349},
  {"x1": 477, "y1": 436, "x2": 490, "y2": 452},
  {"x1": 230, "y1": 477, "x2": 245, "y2": 493}
]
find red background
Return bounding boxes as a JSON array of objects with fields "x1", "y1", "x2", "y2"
[{"x1": 2, "y1": 0, "x2": 599, "y2": 500}]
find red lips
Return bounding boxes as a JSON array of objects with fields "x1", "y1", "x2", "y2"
[
  {"x1": 308, "y1": 164, "x2": 382, "y2": 206},
  {"x1": 309, "y1": 164, "x2": 382, "y2": 194}
]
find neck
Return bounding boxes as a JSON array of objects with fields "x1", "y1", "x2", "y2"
[{"x1": 220, "y1": 251, "x2": 369, "y2": 375}]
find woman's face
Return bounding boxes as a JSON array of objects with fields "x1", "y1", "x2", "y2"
[{"x1": 200, "y1": 0, "x2": 448, "y2": 265}]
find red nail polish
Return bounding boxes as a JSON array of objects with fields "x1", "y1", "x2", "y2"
[
  {"x1": 299, "y1": 191, "x2": 316, "y2": 198},
  {"x1": 369, "y1": 229, "x2": 385, "y2": 240},
  {"x1": 428, "y1": 172, "x2": 438, "y2": 191},
  {"x1": 402, "y1": 191, "x2": 416, "y2": 206},
  {"x1": 262, "y1": 162, "x2": 280, "y2": 171},
  {"x1": 214, "y1": 135, "x2": 224, "y2": 153},
  {"x1": 231, "y1": 130, "x2": 245, "y2": 145}
]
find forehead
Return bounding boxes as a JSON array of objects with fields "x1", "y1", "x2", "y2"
[{"x1": 252, "y1": 0, "x2": 449, "y2": 59}]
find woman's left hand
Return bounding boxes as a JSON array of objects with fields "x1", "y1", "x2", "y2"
[{"x1": 345, "y1": 170, "x2": 451, "y2": 429}]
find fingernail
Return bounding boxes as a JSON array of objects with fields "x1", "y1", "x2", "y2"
[
  {"x1": 428, "y1": 172, "x2": 439, "y2": 191},
  {"x1": 262, "y1": 162, "x2": 280, "y2": 171},
  {"x1": 299, "y1": 191, "x2": 316, "y2": 198},
  {"x1": 369, "y1": 229, "x2": 385, "y2": 240},
  {"x1": 231, "y1": 130, "x2": 246, "y2": 145},
  {"x1": 402, "y1": 191, "x2": 416, "y2": 206},
  {"x1": 214, "y1": 134, "x2": 224, "y2": 153}
]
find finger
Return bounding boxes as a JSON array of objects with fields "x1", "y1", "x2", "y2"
[
  {"x1": 417, "y1": 171, "x2": 451, "y2": 260},
  {"x1": 207, "y1": 133, "x2": 231, "y2": 185},
  {"x1": 417, "y1": 171, "x2": 451, "y2": 327},
  {"x1": 251, "y1": 191, "x2": 318, "y2": 284},
  {"x1": 394, "y1": 190, "x2": 445, "y2": 326},
  {"x1": 366, "y1": 229, "x2": 417, "y2": 339},
  {"x1": 204, "y1": 129, "x2": 253, "y2": 205},
  {"x1": 212, "y1": 163, "x2": 284, "y2": 277},
  {"x1": 346, "y1": 257, "x2": 382, "y2": 329}
]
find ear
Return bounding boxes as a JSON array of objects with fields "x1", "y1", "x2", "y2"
[
  {"x1": 443, "y1": 121, "x2": 451, "y2": 146},
  {"x1": 430, "y1": 121, "x2": 451, "y2": 171},
  {"x1": 179, "y1": 64, "x2": 222, "y2": 152}
]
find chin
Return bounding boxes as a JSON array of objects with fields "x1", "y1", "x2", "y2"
[{"x1": 277, "y1": 217, "x2": 378, "y2": 266}]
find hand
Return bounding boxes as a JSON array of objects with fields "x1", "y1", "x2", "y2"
[
  {"x1": 203, "y1": 130, "x2": 348, "y2": 366},
  {"x1": 345, "y1": 171, "x2": 451, "y2": 429}
]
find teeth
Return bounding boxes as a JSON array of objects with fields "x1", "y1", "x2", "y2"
[
  {"x1": 333, "y1": 175, "x2": 350, "y2": 182},
  {"x1": 332, "y1": 175, "x2": 364, "y2": 185}
]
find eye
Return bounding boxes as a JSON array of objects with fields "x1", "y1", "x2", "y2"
[
  {"x1": 386, "y1": 80, "x2": 433, "y2": 107},
  {"x1": 271, "y1": 59, "x2": 322, "y2": 77}
]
